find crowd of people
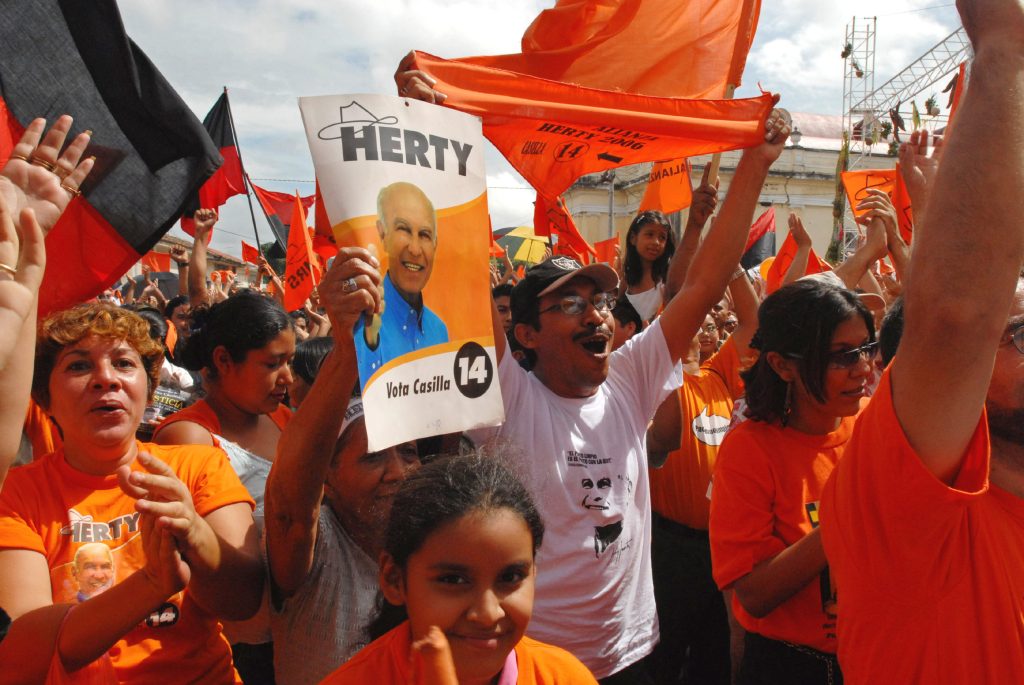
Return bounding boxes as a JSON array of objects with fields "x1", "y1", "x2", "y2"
[{"x1": 0, "y1": 1, "x2": 1021, "y2": 683}]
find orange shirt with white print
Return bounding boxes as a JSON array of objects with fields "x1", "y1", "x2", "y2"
[
  {"x1": 0, "y1": 442, "x2": 254, "y2": 684},
  {"x1": 650, "y1": 337, "x2": 744, "y2": 530},
  {"x1": 821, "y1": 369, "x2": 1024, "y2": 683},
  {"x1": 319, "y1": 621, "x2": 598, "y2": 685},
  {"x1": 710, "y1": 407, "x2": 863, "y2": 653}
]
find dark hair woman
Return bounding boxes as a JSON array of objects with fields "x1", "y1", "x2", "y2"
[
  {"x1": 709, "y1": 278, "x2": 877, "y2": 685},
  {"x1": 622, "y1": 210, "x2": 675, "y2": 323}
]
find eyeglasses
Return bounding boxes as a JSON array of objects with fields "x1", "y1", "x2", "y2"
[
  {"x1": 1005, "y1": 323, "x2": 1024, "y2": 355},
  {"x1": 539, "y1": 292, "x2": 616, "y2": 317},
  {"x1": 786, "y1": 341, "x2": 879, "y2": 369}
]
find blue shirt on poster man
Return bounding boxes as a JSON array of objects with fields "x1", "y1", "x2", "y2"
[
  {"x1": 353, "y1": 181, "x2": 451, "y2": 388},
  {"x1": 354, "y1": 272, "x2": 449, "y2": 385}
]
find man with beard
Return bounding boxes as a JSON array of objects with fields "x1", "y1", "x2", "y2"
[
  {"x1": 820, "y1": 1, "x2": 1024, "y2": 680},
  {"x1": 265, "y1": 248, "x2": 420, "y2": 685}
]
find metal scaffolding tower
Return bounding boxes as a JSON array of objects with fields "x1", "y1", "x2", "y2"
[{"x1": 838, "y1": 22, "x2": 972, "y2": 256}]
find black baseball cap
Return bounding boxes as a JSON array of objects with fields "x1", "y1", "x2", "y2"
[{"x1": 511, "y1": 256, "x2": 619, "y2": 323}]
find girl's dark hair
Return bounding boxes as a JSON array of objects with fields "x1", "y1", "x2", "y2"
[
  {"x1": 126, "y1": 305, "x2": 168, "y2": 346},
  {"x1": 179, "y1": 291, "x2": 292, "y2": 376},
  {"x1": 624, "y1": 210, "x2": 675, "y2": 287},
  {"x1": 291, "y1": 336, "x2": 334, "y2": 386},
  {"x1": 369, "y1": 451, "x2": 544, "y2": 639},
  {"x1": 742, "y1": 279, "x2": 874, "y2": 424}
]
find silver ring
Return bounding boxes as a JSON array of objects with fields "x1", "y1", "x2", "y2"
[{"x1": 342, "y1": 277, "x2": 358, "y2": 293}]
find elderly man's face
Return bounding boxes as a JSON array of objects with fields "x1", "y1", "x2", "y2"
[
  {"x1": 74, "y1": 545, "x2": 114, "y2": 598},
  {"x1": 378, "y1": 186, "x2": 436, "y2": 303}
]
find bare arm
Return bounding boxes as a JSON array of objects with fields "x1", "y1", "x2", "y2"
[
  {"x1": 727, "y1": 268, "x2": 759, "y2": 357},
  {"x1": 265, "y1": 247, "x2": 380, "y2": 600},
  {"x1": 660, "y1": 107, "x2": 790, "y2": 362},
  {"x1": 0, "y1": 117, "x2": 92, "y2": 488},
  {"x1": 832, "y1": 216, "x2": 887, "y2": 290},
  {"x1": 732, "y1": 528, "x2": 827, "y2": 618},
  {"x1": 891, "y1": 5, "x2": 1024, "y2": 483},
  {"x1": 665, "y1": 167, "x2": 719, "y2": 301},
  {"x1": 170, "y1": 244, "x2": 190, "y2": 296},
  {"x1": 781, "y1": 213, "x2": 812, "y2": 288},
  {"x1": 188, "y1": 209, "x2": 217, "y2": 310},
  {"x1": 647, "y1": 391, "x2": 682, "y2": 468}
]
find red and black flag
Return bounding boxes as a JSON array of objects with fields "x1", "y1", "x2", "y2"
[
  {"x1": 180, "y1": 90, "x2": 246, "y2": 235},
  {"x1": 0, "y1": 0, "x2": 221, "y2": 315},
  {"x1": 741, "y1": 207, "x2": 776, "y2": 269},
  {"x1": 251, "y1": 181, "x2": 314, "y2": 255}
]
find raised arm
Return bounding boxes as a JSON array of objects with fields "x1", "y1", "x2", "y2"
[
  {"x1": 170, "y1": 244, "x2": 190, "y2": 296},
  {"x1": 188, "y1": 209, "x2": 217, "y2": 309},
  {"x1": 832, "y1": 213, "x2": 887, "y2": 289},
  {"x1": 781, "y1": 213, "x2": 812, "y2": 288},
  {"x1": 660, "y1": 106, "x2": 790, "y2": 362},
  {"x1": 726, "y1": 267, "x2": 759, "y2": 357},
  {"x1": 0, "y1": 116, "x2": 92, "y2": 488},
  {"x1": 265, "y1": 247, "x2": 380, "y2": 600},
  {"x1": 891, "y1": 0, "x2": 1024, "y2": 483},
  {"x1": 665, "y1": 166, "x2": 718, "y2": 301}
]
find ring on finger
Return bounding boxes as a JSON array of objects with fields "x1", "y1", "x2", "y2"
[
  {"x1": 30, "y1": 156, "x2": 57, "y2": 173},
  {"x1": 60, "y1": 182, "x2": 81, "y2": 199},
  {"x1": 0, "y1": 263, "x2": 16, "y2": 277},
  {"x1": 342, "y1": 277, "x2": 358, "y2": 293},
  {"x1": 7, "y1": 153, "x2": 29, "y2": 163}
]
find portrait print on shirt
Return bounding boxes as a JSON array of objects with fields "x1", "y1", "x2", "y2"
[
  {"x1": 567, "y1": 449, "x2": 634, "y2": 559},
  {"x1": 301, "y1": 94, "x2": 504, "y2": 451}
]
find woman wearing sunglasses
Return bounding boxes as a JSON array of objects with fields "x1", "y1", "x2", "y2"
[{"x1": 708, "y1": 276, "x2": 879, "y2": 685}]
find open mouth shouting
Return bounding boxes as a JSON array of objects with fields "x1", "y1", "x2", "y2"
[{"x1": 574, "y1": 327, "x2": 612, "y2": 356}]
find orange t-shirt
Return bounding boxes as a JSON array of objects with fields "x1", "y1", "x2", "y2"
[
  {"x1": 0, "y1": 442, "x2": 254, "y2": 684},
  {"x1": 710, "y1": 410, "x2": 861, "y2": 653},
  {"x1": 650, "y1": 337, "x2": 745, "y2": 529},
  {"x1": 24, "y1": 398, "x2": 62, "y2": 458},
  {"x1": 319, "y1": 622, "x2": 598, "y2": 684},
  {"x1": 821, "y1": 369, "x2": 1024, "y2": 683},
  {"x1": 153, "y1": 398, "x2": 292, "y2": 445}
]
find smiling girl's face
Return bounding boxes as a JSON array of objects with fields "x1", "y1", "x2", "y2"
[{"x1": 382, "y1": 507, "x2": 536, "y2": 685}]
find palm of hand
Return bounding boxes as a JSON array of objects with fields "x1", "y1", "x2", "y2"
[{"x1": 0, "y1": 161, "x2": 71, "y2": 234}]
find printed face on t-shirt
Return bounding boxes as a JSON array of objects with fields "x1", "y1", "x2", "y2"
[
  {"x1": 581, "y1": 476, "x2": 612, "y2": 510},
  {"x1": 72, "y1": 542, "x2": 115, "y2": 599}
]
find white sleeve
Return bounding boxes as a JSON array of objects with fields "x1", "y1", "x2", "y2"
[
  {"x1": 466, "y1": 350, "x2": 528, "y2": 446},
  {"x1": 610, "y1": 317, "x2": 683, "y2": 422}
]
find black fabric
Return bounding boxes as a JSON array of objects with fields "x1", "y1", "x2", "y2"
[
  {"x1": 741, "y1": 230, "x2": 776, "y2": 270},
  {"x1": 598, "y1": 655, "x2": 656, "y2": 685},
  {"x1": 737, "y1": 632, "x2": 842, "y2": 685},
  {"x1": 0, "y1": 606, "x2": 10, "y2": 644},
  {"x1": 0, "y1": 0, "x2": 221, "y2": 252},
  {"x1": 649, "y1": 514, "x2": 731, "y2": 685}
]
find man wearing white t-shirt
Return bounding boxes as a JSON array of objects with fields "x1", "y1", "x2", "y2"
[{"x1": 474, "y1": 110, "x2": 792, "y2": 683}]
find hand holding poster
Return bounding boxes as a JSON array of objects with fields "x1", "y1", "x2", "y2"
[{"x1": 299, "y1": 94, "x2": 503, "y2": 451}]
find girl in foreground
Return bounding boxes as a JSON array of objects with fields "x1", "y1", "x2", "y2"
[
  {"x1": 710, "y1": 278, "x2": 877, "y2": 685},
  {"x1": 320, "y1": 453, "x2": 596, "y2": 684},
  {"x1": 621, "y1": 210, "x2": 675, "y2": 324}
]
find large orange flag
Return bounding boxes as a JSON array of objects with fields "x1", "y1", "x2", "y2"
[
  {"x1": 534, "y1": 193, "x2": 595, "y2": 257},
  {"x1": 639, "y1": 159, "x2": 693, "y2": 214},
  {"x1": 460, "y1": 0, "x2": 760, "y2": 99},
  {"x1": 413, "y1": 51, "x2": 773, "y2": 203},
  {"x1": 283, "y1": 193, "x2": 320, "y2": 311}
]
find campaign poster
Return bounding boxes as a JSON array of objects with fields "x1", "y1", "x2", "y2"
[{"x1": 299, "y1": 94, "x2": 503, "y2": 451}]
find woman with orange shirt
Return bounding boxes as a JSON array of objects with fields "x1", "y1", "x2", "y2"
[{"x1": 709, "y1": 279, "x2": 877, "y2": 685}]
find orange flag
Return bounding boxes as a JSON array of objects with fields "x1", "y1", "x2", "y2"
[
  {"x1": 594, "y1": 237, "x2": 619, "y2": 265},
  {"x1": 459, "y1": 0, "x2": 761, "y2": 99},
  {"x1": 534, "y1": 193, "x2": 595, "y2": 257},
  {"x1": 240, "y1": 241, "x2": 260, "y2": 265},
  {"x1": 141, "y1": 251, "x2": 171, "y2": 273},
  {"x1": 840, "y1": 168, "x2": 913, "y2": 243},
  {"x1": 639, "y1": 159, "x2": 693, "y2": 214},
  {"x1": 765, "y1": 232, "x2": 830, "y2": 294},
  {"x1": 412, "y1": 51, "x2": 773, "y2": 202},
  {"x1": 283, "y1": 193, "x2": 320, "y2": 311}
]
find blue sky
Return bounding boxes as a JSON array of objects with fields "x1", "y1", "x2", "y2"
[{"x1": 118, "y1": 0, "x2": 962, "y2": 257}]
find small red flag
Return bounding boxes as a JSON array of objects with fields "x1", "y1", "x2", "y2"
[
  {"x1": 241, "y1": 241, "x2": 260, "y2": 265},
  {"x1": 141, "y1": 251, "x2": 171, "y2": 273},
  {"x1": 283, "y1": 193, "x2": 320, "y2": 311},
  {"x1": 594, "y1": 237, "x2": 618, "y2": 265}
]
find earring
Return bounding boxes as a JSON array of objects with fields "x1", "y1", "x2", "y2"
[{"x1": 782, "y1": 382, "x2": 793, "y2": 426}]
